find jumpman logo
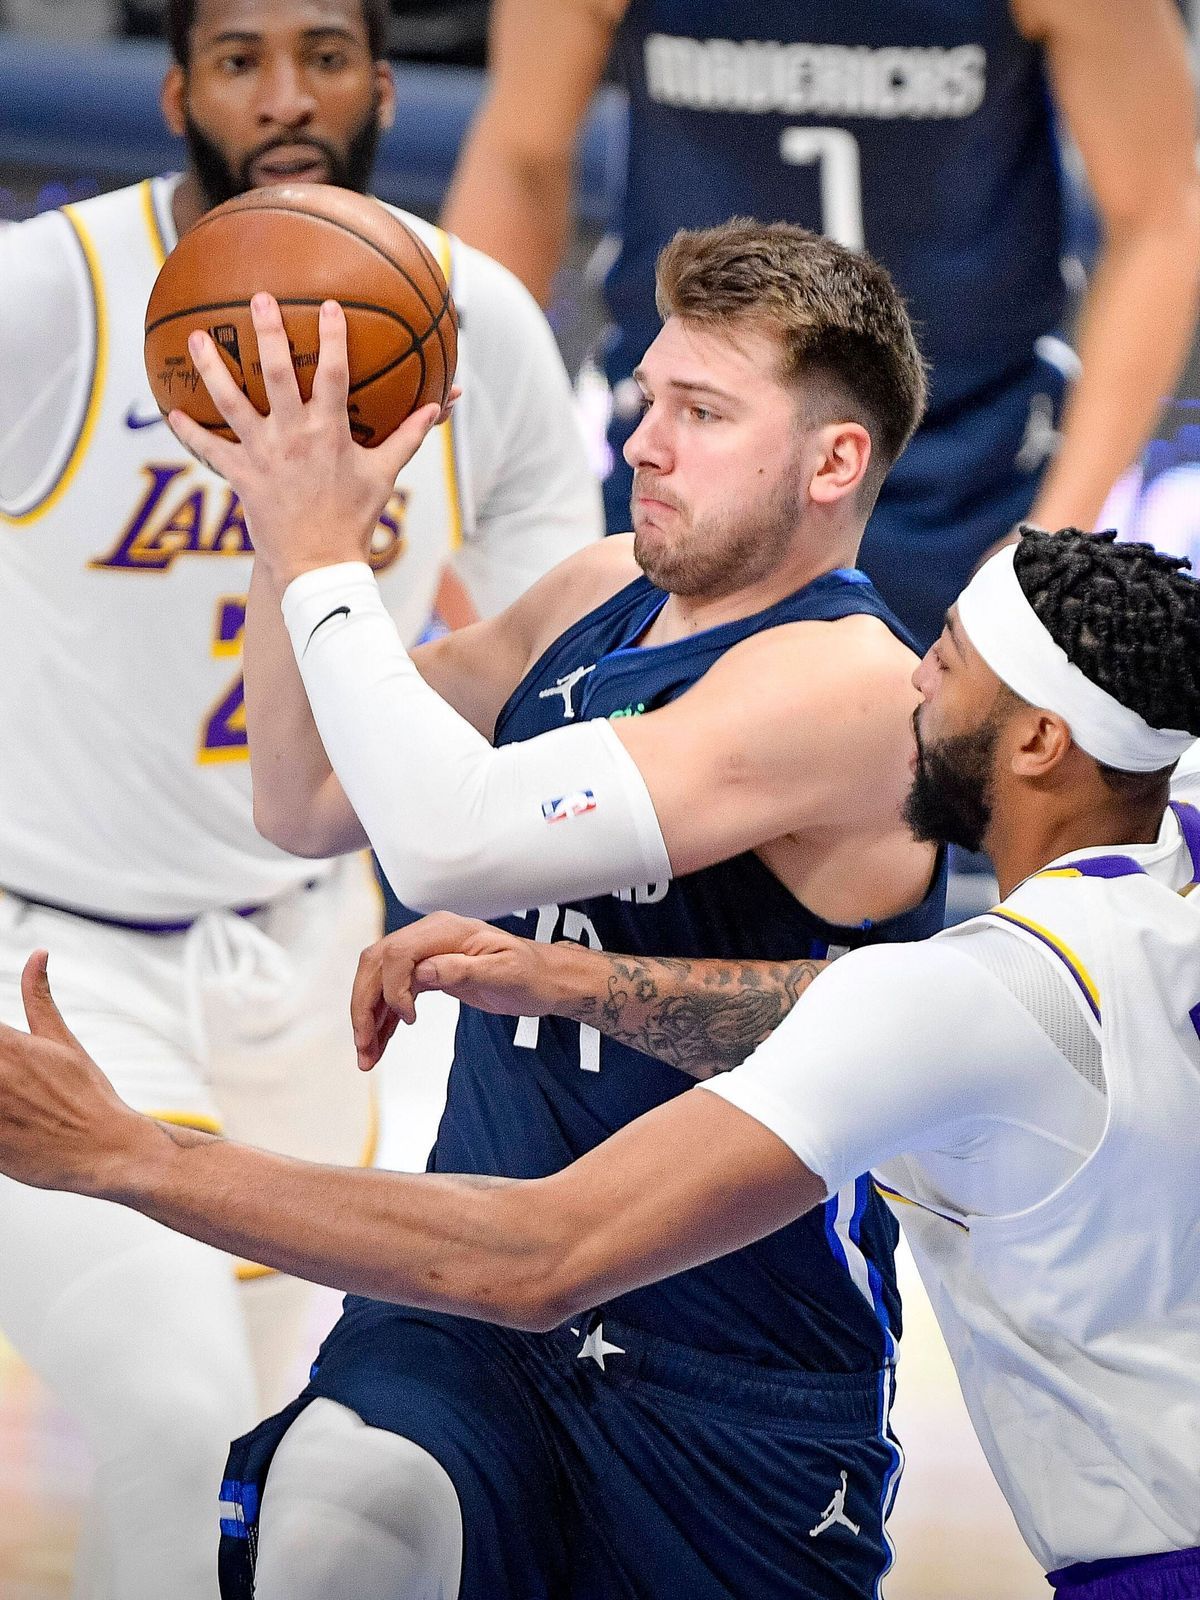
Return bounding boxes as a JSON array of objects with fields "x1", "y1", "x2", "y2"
[
  {"x1": 538, "y1": 663, "x2": 596, "y2": 720},
  {"x1": 808, "y1": 1471, "x2": 860, "y2": 1538}
]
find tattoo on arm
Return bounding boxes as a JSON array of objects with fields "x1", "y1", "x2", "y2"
[{"x1": 570, "y1": 956, "x2": 825, "y2": 1079}]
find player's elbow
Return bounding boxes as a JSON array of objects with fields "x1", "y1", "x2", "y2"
[
  {"x1": 372, "y1": 839, "x2": 512, "y2": 921},
  {"x1": 252, "y1": 791, "x2": 326, "y2": 857},
  {"x1": 252, "y1": 786, "x2": 363, "y2": 860},
  {"x1": 498, "y1": 1263, "x2": 593, "y2": 1335},
  {"x1": 475, "y1": 1195, "x2": 604, "y2": 1335}
]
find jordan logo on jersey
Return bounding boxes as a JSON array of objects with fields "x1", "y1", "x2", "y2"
[
  {"x1": 91, "y1": 464, "x2": 409, "y2": 574},
  {"x1": 539, "y1": 664, "x2": 596, "y2": 719}
]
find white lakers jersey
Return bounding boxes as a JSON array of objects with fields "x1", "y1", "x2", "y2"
[
  {"x1": 0, "y1": 176, "x2": 599, "y2": 919},
  {"x1": 884, "y1": 823, "x2": 1200, "y2": 1569},
  {"x1": 708, "y1": 787, "x2": 1200, "y2": 1571}
]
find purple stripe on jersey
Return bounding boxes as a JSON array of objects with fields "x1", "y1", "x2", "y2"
[
  {"x1": 1049, "y1": 1545, "x2": 1200, "y2": 1600},
  {"x1": 4, "y1": 886, "x2": 315, "y2": 934},
  {"x1": 988, "y1": 910, "x2": 1102, "y2": 1023},
  {"x1": 1068, "y1": 855, "x2": 1145, "y2": 881},
  {"x1": 1169, "y1": 801, "x2": 1200, "y2": 881}
]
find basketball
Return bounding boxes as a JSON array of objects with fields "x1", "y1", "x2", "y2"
[{"x1": 144, "y1": 185, "x2": 457, "y2": 447}]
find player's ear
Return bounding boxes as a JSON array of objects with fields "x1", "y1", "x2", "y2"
[
  {"x1": 807, "y1": 421, "x2": 871, "y2": 507},
  {"x1": 374, "y1": 61, "x2": 396, "y2": 131},
  {"x1": 1009, "y1": 708, "x2": 1072, "y2": 780},
  {"x1": 161, "y1": 64, "x2": 187, "y2": 138}
]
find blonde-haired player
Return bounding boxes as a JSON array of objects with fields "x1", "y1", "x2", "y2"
[{"x1": 0, "y1": 532, "x2": 1195, "y2": 1600}]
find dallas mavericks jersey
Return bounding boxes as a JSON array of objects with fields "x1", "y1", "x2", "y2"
[
  {"x1": 607, "y1": 0, "x2": 1063, "y2": 416},
  {"x1": 601, "y1": 1, "x2": 1068, "y2": 647},
  {"x1": 433, "y1": 568, "x2": 947, "y2": 1368}
]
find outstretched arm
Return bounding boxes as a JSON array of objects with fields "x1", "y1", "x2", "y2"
[
  {"x1": 350, "y1": 911, "x2": 825, "y2": 1079},
  {"x1": 0, "y1": 943, "x2": 1029, "y2": 1327},
  {"x1": 0, "y1": 952, "x2": 821, "y2": 1333}
]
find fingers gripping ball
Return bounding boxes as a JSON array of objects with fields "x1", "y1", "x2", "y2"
[{"x1": 144, "y1": 185, "x2": 457, "y2": 446}]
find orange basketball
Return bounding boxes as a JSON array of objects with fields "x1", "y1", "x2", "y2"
[{"x1": 144, "y1": 185, "x2": 457, "y2": 447}]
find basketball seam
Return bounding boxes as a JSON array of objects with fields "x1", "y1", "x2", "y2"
[
  {"x1": 168, "y1": 315, "x2": 447, "y2": 434},
  {"x1": 146, "y1": 296, "x2": 441, "y2": 395},
  {"x1": 178, "y1": 203, "x2": 449, "y2": 325}
]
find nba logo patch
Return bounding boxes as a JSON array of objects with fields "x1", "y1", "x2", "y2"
[{"x1": 542, "y1": 789, "x2": 597, "y2": 824}]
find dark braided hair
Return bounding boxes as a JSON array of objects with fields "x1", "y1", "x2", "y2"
[
  {"x1": 168, "y1": 0, "x2": 391, "y2": 67},
  {"x1": 1012, "y1": 528, "x2": 1200, "y2": 780}
]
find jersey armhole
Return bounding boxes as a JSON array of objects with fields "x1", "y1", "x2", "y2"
[{"x1": 0, "y1": 205, "x2": 107, "y2": 525}]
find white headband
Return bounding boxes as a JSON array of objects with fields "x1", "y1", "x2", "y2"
[{"x1": 955, "y1": 544, "x2": 1194, "y2": 772}]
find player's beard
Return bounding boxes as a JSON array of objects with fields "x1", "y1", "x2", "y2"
[
  {"x1": 903, "y1": 708, "x2": 1003, "y2": 855},
  {"x1": 184, "y1": 96, "x2": 382, "y2": 209},
  {"x1": 631, "y1": 457, "x2": 804, "y2": 599}
]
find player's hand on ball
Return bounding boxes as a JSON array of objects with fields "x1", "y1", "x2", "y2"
[
  {"x1": 0, "y1": 952, "x2": 157, "y2": 1198},
  {"x1": 351, "y1": 913, "x2": 565, "y2": 1072},
  {"x1": 167, "y1": 294, "x2": 457, "y2": 588}
]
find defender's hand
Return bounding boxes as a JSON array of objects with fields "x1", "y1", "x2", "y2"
[
  {"x1": 351, "y1": 912, "x2": 572, "y2": 1071},
  {"x1": 167, "y1": 295, "x2": 457, "y2": 588},
  {"x1": 0, "y1": 952, "x2": 161, "y2": 1198}
]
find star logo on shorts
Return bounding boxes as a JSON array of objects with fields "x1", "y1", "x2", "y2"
[{"x1": 576, "y1": 1321, "x2": 625, "y2": 1371}]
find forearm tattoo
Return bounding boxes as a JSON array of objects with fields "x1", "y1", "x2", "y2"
[{"x1": 570, "y1": 955, "x2": 825, "y2": 1080}]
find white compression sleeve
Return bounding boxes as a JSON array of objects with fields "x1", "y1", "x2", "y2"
[{"x1": 282, "y1": 564, "x2": 671, "y2": 919}]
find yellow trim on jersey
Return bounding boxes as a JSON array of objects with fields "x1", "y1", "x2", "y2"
[
  {"x1": 431, "y1": 228, "x2": 464, "y2": 551},
  {"x1": 1033, "y1": 868, "x2": 1084, "y2": 880},
  {"x1": 139, "y1": 177, "x2": 170, "y2": 268},
  {"x1": 873, "y1": 1179, "x2": 969, "y2": 1232},
  {"x1": 149, "y1": 1110, "x2": 224, "y2": 1136},
  {"x1": 234, "y1": 1090, "x2": 380, "y2": 1282},
  {"x1": 1, "y1": 206, "x2": 108, "y2": 526},
  {"x1": 988, "y1": 907, "x2": 1102, "y2": 1019},
  {"x1": 197, "y1": 742, "x2": 250, "y2": 766}
]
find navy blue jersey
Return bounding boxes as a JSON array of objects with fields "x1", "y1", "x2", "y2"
[
  {"x1": 599, "y1": 0, "x2": 1069, "y2": 646},
  {"x1": 606, "y1": 0, "x2": 1063, "y2": 416},
  {"x1": 430, "y1": 567, "x2": 946, "y2": 1371}
]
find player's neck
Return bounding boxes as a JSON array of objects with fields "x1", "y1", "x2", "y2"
[
  {"x1": 644, "y1": 532, "x2": 862, "y2": 644},
  {"x1": 988, "y1": 784, "x2": 1170, "y2": 898},
  {"x1": 172, "y1": 174, "x2": 210, "y2": 238}
]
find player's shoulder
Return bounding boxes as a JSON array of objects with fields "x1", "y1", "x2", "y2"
[
  {"x1": 2, "y1": 178, "x2": 159, "y2": 268},
  {"x1": 718, "y1": 606, "x2": 918, "y2": 701},
  {"x1": 535, "y1": 530, "x2": 641, "y2": 609},
  {"x1": 1, "y1": 197, "x2": 76, "y2": 263},
  {"x1": 381, "y1": 206, "x2": 545, "y2": 326},
  {"x1": 52, "y1": 176, "x2": 160, "y2": 235},
  {"x1": 517, "y1": 533, "x2": 642, "y2": 658}
]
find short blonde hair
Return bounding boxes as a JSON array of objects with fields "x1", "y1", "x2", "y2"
[{"x1": 655, "y1": 219, "x2": 928, "y2": 503}]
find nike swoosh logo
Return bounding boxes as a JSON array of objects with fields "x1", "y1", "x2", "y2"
[
  {"x1": 306, "y1": 605, "x2": 351, "y2": 651},
  {"x1": 125, "y1": 405, "x2": 165, "y2": 431}
]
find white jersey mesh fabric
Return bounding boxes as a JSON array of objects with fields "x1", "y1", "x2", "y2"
[{"x1": 955, "y1": 922, "x2": 1106, "y2": 1096}]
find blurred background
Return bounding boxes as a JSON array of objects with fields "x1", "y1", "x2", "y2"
[{"x1": 1, "y1": 4, "x2": 1199, "y2": 1597}]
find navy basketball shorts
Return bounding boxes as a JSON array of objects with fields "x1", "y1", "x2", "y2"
[{"x1": 219, "y1": 1302, "x2": 902, "y2": 1599}]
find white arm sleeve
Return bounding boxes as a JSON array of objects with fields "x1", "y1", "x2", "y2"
[
  {"x1": 448, "y1": 245, "x2": 603, "y2": 613},
  {"x1": 0, "y1": 210, "x2": 93, "y2": 515},
  {"x1": 282, "y1": 563, "x2": 671, "y2": 918},
  {"x1": 701, "y1": 938, "x2": 1081, "y2": 1197}
]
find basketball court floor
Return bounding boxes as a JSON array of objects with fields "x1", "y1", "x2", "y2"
[{"x1": 0, "y1": 992, "x2": 1045, "y2": 1599}]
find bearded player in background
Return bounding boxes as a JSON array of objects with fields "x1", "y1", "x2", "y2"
[{"x1": 0, "y1": 1, "x2": 599, "y2": 1594}]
